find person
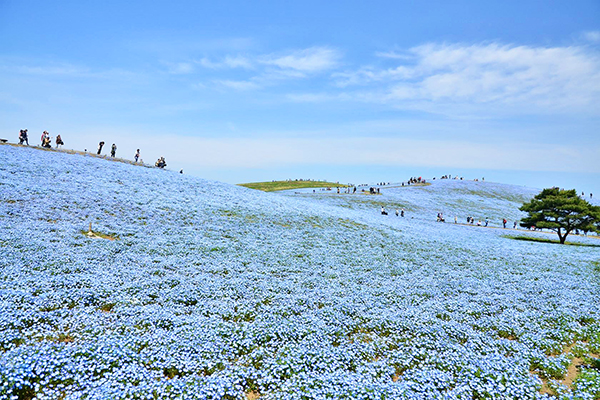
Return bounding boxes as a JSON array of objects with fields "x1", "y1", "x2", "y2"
[
  {"x1": 401, "y1": 209, "x2": 405, "y2": 217},
  {"x1": 55, "y1": 135, "x2": 64, "y2": 148},
  {"x1": 503, "y1": 218, "x2": 507, "y2": 228},
  {"x1": 454, "y1": 216, "x2": 457, "y2": 224},
  {"x1": 42, "y1": 135, "x2": 52, "y2": 148},
  {"x1": 155, "y1": 156, "x2": 167, "y2": 168},
  {"x1": 111, "y1": 143, "x2": 117, "y2": 157},
  {"x1": 381, "y1": 206, "x2": 388, "y2": 215},
  {"x1": 513, "y1": 221, "x2": 517, "y2": 229},
  {"x1": 19, "y1": 129, "x2": 29, "y2": 145},
  {"x1": 134, "y1": 149, "x2": 140, "y2": 163},
  {"x1": 477, "y1": 220, "x2": 481, "y2": 226},
  {"x1": 179, "y1": 169, "x2": 183, "y2": 174},
  {"x1": 395, "y1": 209, "x2": 399, "y2": 217},
  {"x1": 97, "y1": 141, "x2": 105, "y2": 155},
  {"x1": 485, "y1": 218, "x2": 489, "y2": 227},
  {"x1": 591, "y1": 193, "x2": 593, "y2": 199},
  {"x1": 40, "y1": 131, "x2": 49, "y2": 146}
]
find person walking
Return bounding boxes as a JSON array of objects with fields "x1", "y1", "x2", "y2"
[
  {"x1": 97, "y1": 141, "x2": 105, "y2": 155},
  {"x1": 110, "y1": 143, "x2": 117, "y2": 157},
  {"x1": 134, "y1": 149, "x2": 140, "y2": 163},
  {"x1": 503, "y1": 218, "x2": 507, "y2": 228}
]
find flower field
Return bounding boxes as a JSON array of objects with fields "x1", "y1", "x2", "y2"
[{"x1": 1, "y1": 144, "x2": 599, "y2": 399}]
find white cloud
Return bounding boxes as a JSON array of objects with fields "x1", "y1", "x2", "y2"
[
  {"x1": 261, "y1": 47, "x2": 340, "y2": 72},
  {"x1": 165, "y1": 62, "x2": 194, "y2": 74},
  {"x1": 194, "y1": 47, "x2": 341, "y2": 90},
  {"x1": 582, "y1": 31, "x2": 600, "y2": 43},
  {"x1": 215, "y1": 79, "x2": 260, "y2": 90},
  {"x1": 375, "y1": 51, "x2": 414, "y2": 60},
  {"x1": 333, "y1": 43, "x2": 600, "y2": 115},
  {"x1": 197, "y1": 47, "x2": 340, "y2": 74},
  {"x1": 197, "y1": 55, "x2": 253, "y2": 69}
]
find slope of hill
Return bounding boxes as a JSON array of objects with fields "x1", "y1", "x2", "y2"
[{"x1": 1, "y1": 144, "x2": 599, "y2": 399}]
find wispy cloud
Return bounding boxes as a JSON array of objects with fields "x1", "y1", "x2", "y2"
[
  {"x1": 261, "y1": 47, "x2": 340, "y2": 72},
  {"x1": 374, "y1": 51, "x2": 414, "y2": 60},
  {"x1": 164, "y1": 62, "x2": 194, "y2": 74},
  {"x1": 331, "y1": 43, "x2": 600, "y2": 116},
  {"x1": 194, "y1": 46, "x2": 341, "y2": 90},
  {"x1": 0, "y1": 59, "x2": 137, "y2": 80},
  {"x1": 197, "y1": 55, "x2": 253, "y2": 69},
  {"x1": 582, "y1": 31, "x2": 600, "y2": 43},
  {"x1": 215, "y1": 79, "x2": 260, "y2": 91}
]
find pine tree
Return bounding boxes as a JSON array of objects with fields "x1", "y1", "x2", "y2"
[{"x1": 519, "y1": 188, "x2": 600, "y2": 244}]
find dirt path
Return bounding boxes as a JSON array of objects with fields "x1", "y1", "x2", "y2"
[{"x1": 451, "y1": 221, "x2": 600, "y2": 240}]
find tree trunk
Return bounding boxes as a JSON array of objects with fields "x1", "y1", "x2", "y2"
[
  {"x1": 557, "y1": 227, "x2": 567, "y2": 244},
  {"x1": 557, "y1": 228, "x2": 569, "y2": 244}
]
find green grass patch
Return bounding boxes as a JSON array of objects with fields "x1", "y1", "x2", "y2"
[
  {"x1": 504, "y1": 235, "x2": 600, "y2": 247},
  {"x1": 238, "y1": 180, "x2": 348, "y2": 192}
]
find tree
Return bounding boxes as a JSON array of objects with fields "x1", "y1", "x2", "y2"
[{"x1": 519, "y1": 188, "x2": 600, "y2": 244}]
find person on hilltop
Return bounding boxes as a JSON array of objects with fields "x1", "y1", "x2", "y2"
[
  {"x1": 401, "y1": 209, "x2": 405, "y2": 217},
  {"x1": 155, "y1": 156, "x2": 167, "y2": 168},
  {"x1": 134, "y1": 149, "x2": 140, "y2": 163},
  {"x1": 381, "y1": 206, "x2": 388, "y2": 215},
  {"x1": 503, "y1": 218, "x2": 507, "y2": 228},
  {"x1": 97, "y1": 141, "x2": 105, "y2": 155},
  {"x1": 56, "y1": 135, "x2": 64, "y2": 148},
  {"x1": 19, "y1": 129, "x2": 29, "y2": 145},
  {"x1": 111, "y1": 143, "x2": 117, "y2": 157},
  {"x1": 40, "y1": 131, "x2": 49, "y2": 146},
  {"x1": 395, "y1": 209, "x2": 399, "y2": 217},
  {"x1": 41, "y1": 133, "x2": 52, "y2": 148}
]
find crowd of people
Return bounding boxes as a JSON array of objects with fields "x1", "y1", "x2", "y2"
[
  {"x1": 407, "y1": 177, "x2": 426, "y2": 184},
  {"x1": 15, "y1": 129, "x2": 169, "y2": 170}
]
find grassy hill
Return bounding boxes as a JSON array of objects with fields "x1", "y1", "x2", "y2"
[
  {"x1": 238, "y1": 180, "x2": 348, "y2": 192},
  {"x1": 1, "y1": 144, "x2": 599, "y2": 399}
]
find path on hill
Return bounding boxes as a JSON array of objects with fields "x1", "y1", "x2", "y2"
[
  {"x1": 1, "y1": 142, "x2": 154, "y2": 169},
  {"x1": 451, "y1": 221, "x2": 600, "y2": 240}
]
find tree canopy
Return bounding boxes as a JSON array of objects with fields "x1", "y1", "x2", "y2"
[{"x1": 519, "y1": 188, "x2": 600, "y2": 244}]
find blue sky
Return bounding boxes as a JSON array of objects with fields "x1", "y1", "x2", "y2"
[{"x1": 1, "y1": 0, "x2": 599, "y2": 194}]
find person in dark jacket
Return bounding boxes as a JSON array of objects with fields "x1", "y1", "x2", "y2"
[{"x1": 19, "y1": 129, "x2": 29, "y2": 145}]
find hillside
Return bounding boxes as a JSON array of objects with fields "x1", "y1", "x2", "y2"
[{"x1": 1, "y1": 144, "x2": 599, "y2": 399}]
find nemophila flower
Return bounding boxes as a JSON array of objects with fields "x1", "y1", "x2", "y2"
[{"x1": 0, "y1": 145, "x2": 599, "y2": 398}]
